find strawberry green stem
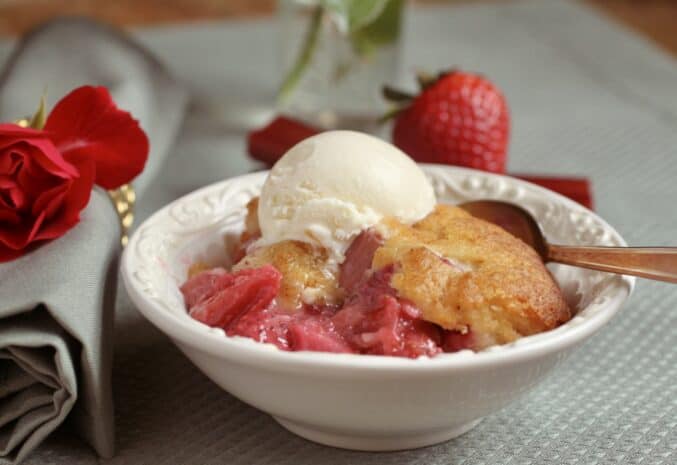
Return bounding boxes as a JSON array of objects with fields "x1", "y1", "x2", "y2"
[
  {"x1": 277, "y1": 5, "x2": 324, "y2": 103},
  {"x1": 416, "y1": 71, "x2": 437, "y2": 89},
  {"x1": 382, "y1": 85, "x2": 414, "y2": 102},
  {"x1": 378, "y1": 105, "x2": 404, "y2": 124}
]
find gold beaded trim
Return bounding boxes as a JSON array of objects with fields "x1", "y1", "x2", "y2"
[{"x1": 108, "y1": 184, "x2": 136, "y2": 247}]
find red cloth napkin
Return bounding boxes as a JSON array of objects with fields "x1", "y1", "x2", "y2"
[{"x1": 248, "y1": 116, "x2": 593, "y2": 209}]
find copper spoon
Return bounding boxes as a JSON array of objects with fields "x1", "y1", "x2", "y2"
[{"x1": 459, "y1": 200, "x2": 677, "y2": 283}]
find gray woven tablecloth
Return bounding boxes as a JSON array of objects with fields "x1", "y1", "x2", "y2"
[{"x1": 1, "y1": 0, "x2": 675, "y2": 463}]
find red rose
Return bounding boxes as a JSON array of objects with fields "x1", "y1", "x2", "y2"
[
  {"x1": 0, "y1": 86, "x2": 149, "y2": 262},
  {"x1": 0, "y1": 125, "x2": 94, "y2": 261}
]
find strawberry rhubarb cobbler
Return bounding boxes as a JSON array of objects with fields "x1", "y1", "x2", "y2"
[{"x1": 181, "y1": 131, "x2": 571, "y2": 358}]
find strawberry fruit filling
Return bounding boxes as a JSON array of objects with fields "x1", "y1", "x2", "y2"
[
  {"x1": 184, "y1": 265, "x2": 281, "y2": 329},
  {"x1": 181, "y1": 262, "x2": 473, "y2": 358}
]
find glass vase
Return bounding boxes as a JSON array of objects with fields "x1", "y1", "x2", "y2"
[{"x1": 277, "y1": 0, "x2": 405, "y2": 129}]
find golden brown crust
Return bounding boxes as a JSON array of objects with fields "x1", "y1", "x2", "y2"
[
  {"x1": 233, "y1": 199, "x2": 570, "y2": 349},
  {"x1": 187, "y1": 261, "x2": 211, "y2": 279},
  {"x1": 244, "y1": 197, "x2": 260, "y2": 237},
  {"x1": 233, "y1": 240, "x2": 342, "y2": 310},
  {"x1": 374, "y1": 205, "x2": 571, "y2": 348}
]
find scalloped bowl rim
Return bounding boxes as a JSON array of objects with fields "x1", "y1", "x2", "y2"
[{"x1": 122, "y1": 165, "x2": 634, "y2": 373}]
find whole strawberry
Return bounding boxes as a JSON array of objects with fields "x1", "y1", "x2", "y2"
[{"x1": 386, "y1": 71, "x2": 509, "y2": 173}]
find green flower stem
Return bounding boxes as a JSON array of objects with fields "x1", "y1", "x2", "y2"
[{"x1": 277, "y1": 5, "x2": 324, "y2": 103}]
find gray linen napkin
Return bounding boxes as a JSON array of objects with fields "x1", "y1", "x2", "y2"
[{"x1": 0, "y1": 18, "x2": 188, "y2": 463}]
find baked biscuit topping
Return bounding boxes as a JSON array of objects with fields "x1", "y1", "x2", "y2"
[
  {"x1": 183, "y1": 199, "x2": 571, "y2": 357},
  {"x1": 375, "y1": 205, "x2": 570, "y2": 349}
]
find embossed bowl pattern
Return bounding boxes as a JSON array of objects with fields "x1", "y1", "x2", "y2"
[{"x1": 122, "y1": 165, "x2": 634, "y2": 451}]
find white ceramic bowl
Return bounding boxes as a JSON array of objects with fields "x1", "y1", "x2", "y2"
[{"x1": 121, "y1": 165, "x2": 634, "y2": 451}]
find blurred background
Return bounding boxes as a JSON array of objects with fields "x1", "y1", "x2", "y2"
[
  {"x1": 1, "y1": 0, "x2": 674, "y2": 213},
  {"x1": 1, "y1": 0, "x2": 676, "y2": 55},
  {"x1": 1, "y1": 2, "x2": 676, "y2": 464},
  {"x1": 2, "y1": 0, "x2": 676, "y2": 129}
]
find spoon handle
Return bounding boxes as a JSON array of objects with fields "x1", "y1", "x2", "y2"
[{"x1": 547, "y1": 246, "x2": 677, "y2": 283}]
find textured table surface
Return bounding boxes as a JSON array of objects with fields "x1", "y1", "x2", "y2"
[{"x1": 1, "y1": 0, "x2": 676, "y2": 463}]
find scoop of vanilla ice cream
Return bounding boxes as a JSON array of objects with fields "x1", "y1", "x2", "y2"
[{"x1": 257, "y1": 130, "x2": 436, "y2": 260}]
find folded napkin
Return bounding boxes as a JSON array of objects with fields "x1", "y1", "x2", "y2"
[{"x1": 0, "y1": 18, "x2": 187, "y2": 463}]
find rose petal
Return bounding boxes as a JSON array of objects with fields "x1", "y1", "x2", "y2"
[
  {"x1": 0, "y1": 138, "x2": 78, "y2": 181},
  {"x1": 0, "y1": 210, "x2": 45, "y2": 250},
  {"x1": 0, "y1": 146, "x2": 24, "y2": 174},
  {"x1": 0, "y1": 148, "x2": 27, "y2": 210},
  {"x1": 0, "y1": 177, "x2": 15, "y2": 188},
  {"x1": 4, "y1": 144, "x2": 66, "y2": 214},
  {"x1": 0, "y1": 206, "x2": 21, "y2": 224},
  {"x1": 26, "y1": 211, "x2": 47, "y2": 244},
  {"x1": 33, "y1": 213, "x2": 80, "y2": 242},
  {"x1": 31, "y1": 182, "x2": 69, "y2": 219},
  {"x1": 0, "y1": 245, "x2": 24, "y2": 262},
  {"x1": 34, "y1": 152, "x2": 94, "y2": 241},
  {"x1": 0, "y1": 176, "x2": 25, "y2": 210},
  {"x1": 59, "y1": 149, "x2": 95, "y2": 213},
  {"x1": 0, "y1": 123, "x2": 50, "y2": 139},
  {"x1": 12, "y1": 146, "x2": 57, "y2": 193},
  {"x1": 45, "y1": 86, "x2": 149, "y2": 189}
]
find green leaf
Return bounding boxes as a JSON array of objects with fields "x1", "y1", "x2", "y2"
[
  {"x1": 322, "y1": 0, "x2": 389, "y2": 33},
  {"x1": 347, "y1": 0, "x2": 389, "y2": 32},
  {"x1": 29, "y1": 93, "x2": 47, "y2": 130},
  {"x1": 350, "y1": 0, "x2": 403, "y2": 57}
]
